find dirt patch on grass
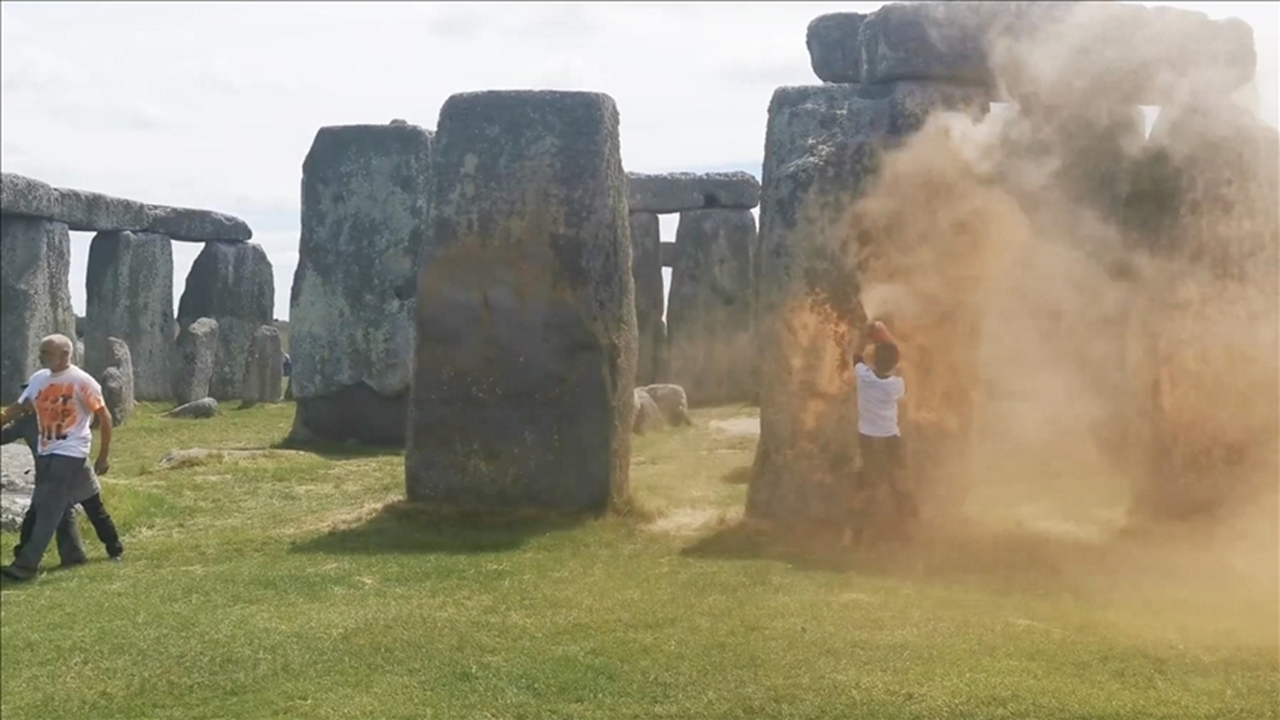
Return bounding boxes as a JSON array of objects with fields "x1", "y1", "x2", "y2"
[{"x1": 708, "y1": 417, "x2": 760, "y2": 438}]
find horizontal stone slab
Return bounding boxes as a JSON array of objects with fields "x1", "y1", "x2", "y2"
[
  {"x1": 806, "y1": 2, "x2": 1255, "y2": 105},
  {"x1": 627, "y1": 171, "x2": 760, "y2": 213},
  {"x1": 659, "y1": 241, "x2": 678, "y2": 268},
  {"x1": 0, "y1": 172, "x2": 252, "y2": 242}
]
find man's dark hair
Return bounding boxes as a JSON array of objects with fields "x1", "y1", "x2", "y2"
[{"x1": 874, "y1": 343, "x2": 900, "y2": 375}]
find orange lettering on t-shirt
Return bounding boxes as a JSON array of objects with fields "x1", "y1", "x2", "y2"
[{"x1": 34, "y1": 382, "x2": 79, "y2": 449}]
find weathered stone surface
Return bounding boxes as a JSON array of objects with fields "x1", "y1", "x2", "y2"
[
  {"x1": 747, "y1": 82, "x2": 987, "y2": 527},
  {"x1": 0, "y1": 172, "x2": 252, "y2": 242},
  {"x1": 0, "y1": 217, "x2": 76, "y2": 405},
  {"x1": 859, "y1": 2, "x2": 997, "y2": 87},
  {"x1": 177, "y1": 243, "x2": 274, "y2": 400},
  {"x1": 85, "y1": 231, "x2": 175, "y2": 401},
  {"x1": 288, "y1": 122, "x2": 433, "y2": 443},
  {"x1": 240, "y1": 325, "x2": 284, "y2": 407},
  {"x1": 172, "y1": 318, "x2": 219, "y2": 405},
  {"x1": 638, "y1": 384, "x2": 691, "y2": 427},
  {"x1": 74, "y1": 339, "x2": 85, "y2": 366},
  {"x1": 1, "y1": 443, "x2": 35, "y2": 532},
  {"x1": 632, "y1": 388, "x2": 665, "y2": 435},
  {"x1": 630, "y1": 212, "x2": 663, "y2": 386},
  {"x1": 290, "y1": 385, "x2": 408, "y2": 446},
  {"x1": 806, "y1": 12, "x2": 866, "y2": 84},
  {"x1": 93, "y1": 337, "x2": 135, "y2": 426},
  {"x1": 165, "y1": 397, "x2": 218, "y2": 419},
  {"x1": 667, "y1": 209, "x2": 757, "y2": 406},
  {"x1": 659, "y1": 242, "x2": 678, "y2": 268},
  {"x1": 408, "y1": 90, "x2": 636, "y2": 514},
  {"x1": 627, "y1": 172, "x2": 760, "y2": 213}
]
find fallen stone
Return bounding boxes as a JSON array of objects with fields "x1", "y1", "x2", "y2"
[
  {"x1": 156, "y1": 447, "x2": 308, "y2": 470},
  {"x1": 627, "y1": 172, "x2": 761, "y2": 214},
  {"x1": 240, "y1": 325, "x2": 284, "y2": 407},
  {"x1": 633, "y1": 388, "x2": 665, "y2": 435},
  {"x1": 85, "y1": 231, "x2": 175, "y2": 401},
  {"x1": 165, "y1": 397, "x2": 219, "y2": 419},
  {"x1": 172, "y1": 317, "x2": 219, "y2": 405},
  {"x1": 639, "y1": 384, "x2": 692, "y2": 427},
  {"x1": 288, "y1": 122, "x2": 433, "y2": 442},
  {"x1": 0, "y1": 172, "x2": 252, "y2": 242},
  {"x1": 177, "y1": 243, "x2": 274, "y2": 400},
  {"x1": 0, "y1": 443, "x2": 35, "y2": 532},
  {"x1": 408, "y1": 90, "x2": 636, "y2": 514},
  {"x1": 667, "y1": 209, "x2": 757, "y2": 407},
  {"x1": 0, "y1": 217, "x2": 76, "y2": 404},
  {"x1": 630, "y1": 212, "x2": 663, "y2": 386}
]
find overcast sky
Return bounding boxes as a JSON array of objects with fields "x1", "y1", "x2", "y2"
[{"x1": 2, "y1": 1, "x2": 1276, "y2": 320}]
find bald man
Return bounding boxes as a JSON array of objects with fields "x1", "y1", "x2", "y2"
[{"x1": 0, "y1": 334, "x2": 115, "y2": 581}]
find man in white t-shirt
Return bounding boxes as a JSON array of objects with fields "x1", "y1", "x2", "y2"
[
  {"x1": 0, "y1": 334, "x2": 114, "y2": 581},
  {"x1": 848, "y1": 320, "x2": 918, "y2": 544}
]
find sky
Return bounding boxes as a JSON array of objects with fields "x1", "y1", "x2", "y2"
[{"x1": 2, "y1": 1, "x2": 1277, "y2": 320}]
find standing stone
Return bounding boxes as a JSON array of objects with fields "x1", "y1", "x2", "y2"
[
  {"x1": 240, "y1": 325, "x2": 284, "y2": 407},
  {"x1": 747, "y1": 82, "x2": 987, "y2": 529},
  {"x1": 667, "y1": 209, "x2": 757, "y2": 406},
  {"x1": 172, "y1": 317, "x2": 219, "y2": 405},
  {"x1": 0, "y1": 217, "x2": 76, "y2": 404},
  {"x1": 85, "y1": 230, "x2": 175, "y2": 401},
  {"x1": 74, "y1": 339, "x2": 85, "y2": 366},
  {"x1": 288, "y1": 122, "x2": 433, "y2": 445},
  {"x1": 630, "y1": 212, "x2": 663, "y2": 386},
  {"x1": 408, "y1": 90, "x2": 636, "y2": 514},
  {"x1": 177, "y1": 243, "x2": 273, "y2": 401},
  {"x1": 95, "y1": 337, "x2": 134, "y2": 426}
]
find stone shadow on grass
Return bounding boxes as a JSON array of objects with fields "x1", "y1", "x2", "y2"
[{"x1": 290, "y1": 500, "x2": 587, "y2": 557}]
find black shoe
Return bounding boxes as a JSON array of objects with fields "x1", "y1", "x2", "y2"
[
  {"x1": 1, "y1": 564, "x2": 38, "y2": 581},
  {"x1": 108, "y1": 546, "x2": 124, "y2": 562}
]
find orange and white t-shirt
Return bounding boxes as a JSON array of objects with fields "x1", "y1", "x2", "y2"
[{"x1": 17, "y1": 366, "x2": 106, "y2": 458}]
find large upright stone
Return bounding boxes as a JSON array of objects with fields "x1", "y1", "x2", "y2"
[
  {"x1": 241, "y1": 325, "x2": 284, "y2": 407},
  {"x1": 667, "y1": 209, "x2": 757, "y2": 406},
  {"x1": 288, "y1": 121, "x2": 433, "y2": 445},
  {"x1": 408, "y1": 90, "x2": 636, "y2": 514},
  {"x1": 177, "y1": 243, "x2": 273, "y2": 401},
  {"x1": 630, "y1": 212, "x2": 663, "y2": 386},
  {"x1": 0, "y1": 217, "x2": 76, "y2": 404},
  {"x1": 747, "y1": 82, "x2": 987, "y2": 528},
  {"x1": 85, "y1": 231, "x2": 175, "y2": 401},
  {"x1": 173, "y1": 317, "x2": 219, "y2": 405}
]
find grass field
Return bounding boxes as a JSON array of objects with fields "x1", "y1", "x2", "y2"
[{"x1": 1, "y1": 401, "x2": 1276, "y2": 719}]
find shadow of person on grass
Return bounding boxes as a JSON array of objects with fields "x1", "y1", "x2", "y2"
[
  {"x1": 289, "y1": 499, "x2": 587, "y2": 557},
  {"x1": 270, "y1": 436, "x2": 404, "y2": 462}
]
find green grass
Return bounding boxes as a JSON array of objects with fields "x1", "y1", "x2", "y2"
[{"x1": 1, "y1": 401, "x2": 1276, "y2": 719}]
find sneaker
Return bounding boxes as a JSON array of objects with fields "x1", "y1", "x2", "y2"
[
  {"x1": 109, "y1": 554, "x2": 123, "y2": 563},
  {"x1": 1, "y1": 564, "x2": 38, "y2": 581}
]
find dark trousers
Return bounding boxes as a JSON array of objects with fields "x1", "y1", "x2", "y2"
[
  {"x1": 853, "y1": 434, "x2": 919, "y2": 536},
  {"x1": 14, "y1": 493, "x2": 123, "y2": 561}
]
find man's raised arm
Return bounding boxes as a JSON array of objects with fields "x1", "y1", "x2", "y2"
[{"x1": 0, "y1": 401, "x2": 32, "y2": 428}]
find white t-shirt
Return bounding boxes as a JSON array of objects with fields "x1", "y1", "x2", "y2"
[
  {"x1": 855, "y1": 361, "x2": 905, "y2": 438},
  {"x1": 18, "y1": 366, "x2": 106, "y2": 458}
]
